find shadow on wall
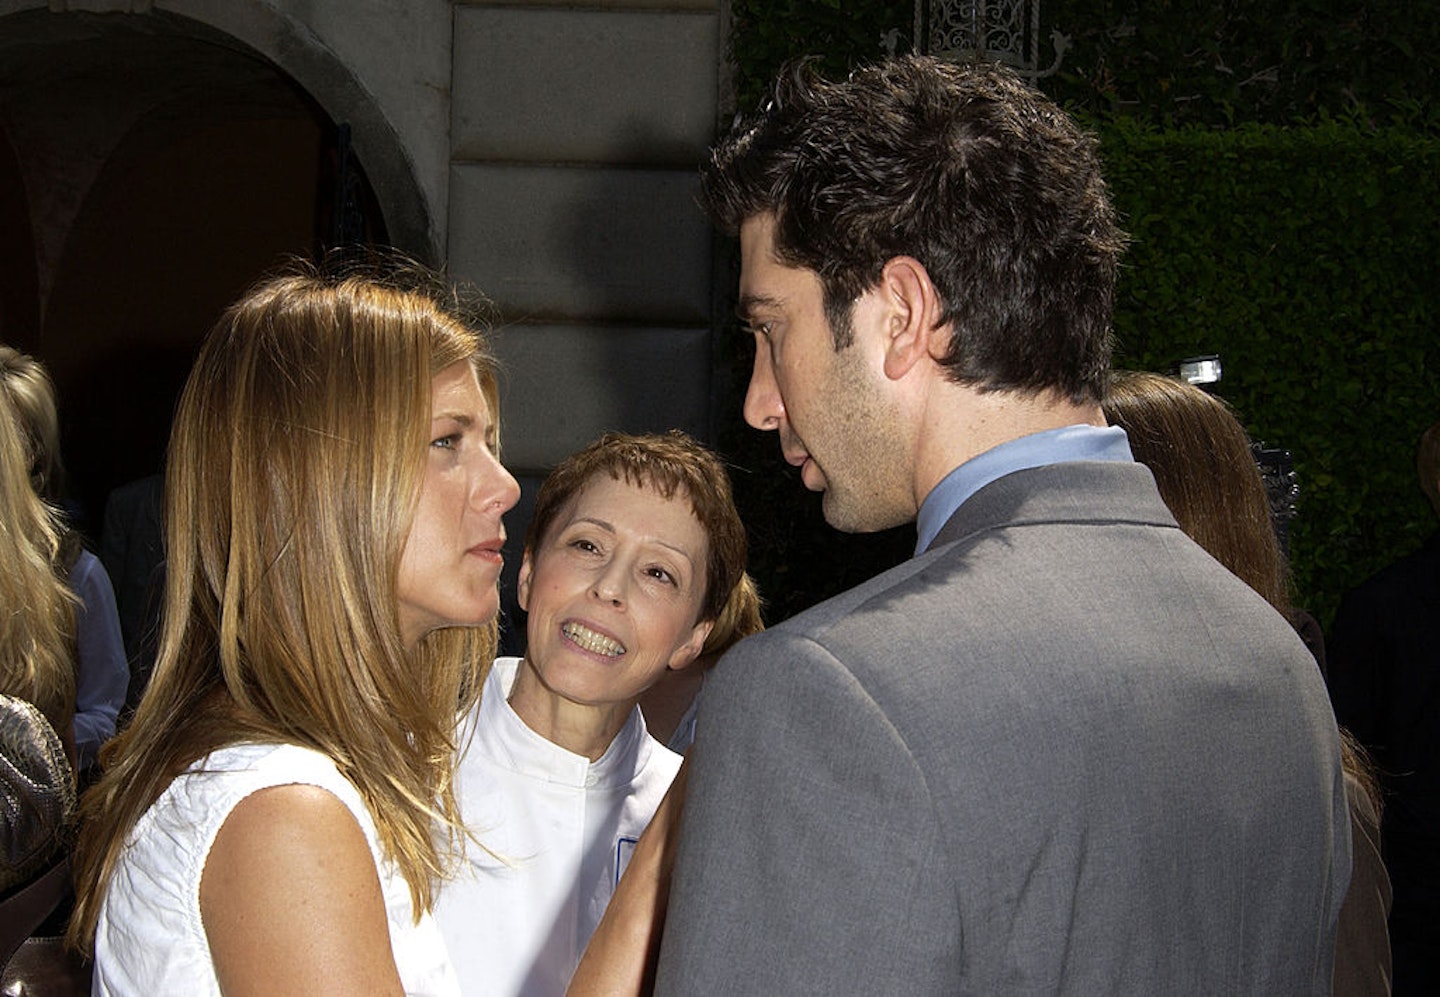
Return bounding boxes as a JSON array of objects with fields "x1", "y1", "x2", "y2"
[{"x1": 479, "y1": 116, "x2": 716, "y2": 473}]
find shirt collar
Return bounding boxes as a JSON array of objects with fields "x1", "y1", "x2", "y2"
[
  {"x1": 915, "y1": 424, "x2": 1134, "y2": 554},
  {"x1": 475, "y1": 657, "x2": 648, "y2": 788}
]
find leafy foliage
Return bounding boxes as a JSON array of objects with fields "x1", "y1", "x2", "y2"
[
  {"x1": 1046, "y1": 1, "x2": 1440, "y2": 131},
  {"x1": 726, "y1": 2, "x2": 1440, "y2": 131},
  {"x1": 727, "y1": 0, "x2": 912, "y2": 110},
  {"x1": 1099, "y1": 119, "x2": 1440, "y2": 625}
]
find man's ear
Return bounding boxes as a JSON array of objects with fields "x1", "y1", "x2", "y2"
[
  {"x1": 516, "y1": 549, "x2": 534, "y2": 613},
  {"x1": 878, "y1": 255, "x2": 945, "y2": 381},
  {"x1": 667, "y1": 619, "x2": 714, "y2": 672}
]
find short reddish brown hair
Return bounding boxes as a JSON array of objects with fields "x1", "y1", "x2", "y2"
[{"x1": 526, "y1": 431, "x2": 748, "y2": 623}]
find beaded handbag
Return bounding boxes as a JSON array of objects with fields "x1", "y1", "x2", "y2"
[{"x1": 0, "y1": 693, "x2": 75, "y2": 897}]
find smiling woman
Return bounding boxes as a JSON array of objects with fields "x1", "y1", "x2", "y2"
[
  {"x1": 434, "y1": 430, "x2": 749, "y2": 997},
  {"x1": 513, "y1": 472, "x2": 714, "y2": 749},
  {"x1": 66, "y1": 264, "x2": 518, "y2": 996}
]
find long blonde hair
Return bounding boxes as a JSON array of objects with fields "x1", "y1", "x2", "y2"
[
  {"x1": 69, "y1": 268, "x2": 503, "y2": 949},
  {"x1": 0, "y1": 345, "x2": 66, "y2": 501},
  {"x1": 0, "y1": 379, "x2": 77, "y2": 736}
]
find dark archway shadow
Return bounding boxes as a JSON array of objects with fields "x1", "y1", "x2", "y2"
[
  {"x1": 0, "y1": 8, "x2": 388, "y2": 539},
  {"x1": 0, "y1": 125, "x2": 40, "y2": 349}
]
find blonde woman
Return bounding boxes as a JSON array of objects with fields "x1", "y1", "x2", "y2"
[
  {"x1": 0, "y1": 384, "x2": 77, "y2": 756},
  {"x1": 1, "y1": 345, "x2": 128, "y2": 772},
  {"x1": 68, "y1": 268, "x2": 520, "y2": 995}
]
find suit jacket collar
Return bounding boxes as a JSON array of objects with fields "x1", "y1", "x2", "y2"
[{"x1": 929, "y1": 460, "x2": 1176, "y2": 551}]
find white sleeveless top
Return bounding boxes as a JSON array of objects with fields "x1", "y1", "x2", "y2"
[{"x1": 93, "y1": 742, "x2": 459, "y2": 996}]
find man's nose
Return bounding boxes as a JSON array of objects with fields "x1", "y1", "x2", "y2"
[{"x1": 743, "y1": 347, "x2": 783, "y2": 431}]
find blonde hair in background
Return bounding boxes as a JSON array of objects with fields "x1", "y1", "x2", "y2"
[
  {"x1": 0, "y1": 384, "x2": 77, "y2": 735},
  {"x1": 1103, "y1": 369, "x2": 1380, "y2": 813},
  {"x1": 0, "y1": 345, "x2": 66, "y2": 501},
  {"x1": 69, "y1": 266, "x2": 503, "y2": 950},
  {"x1": 1103, "y1": 370, "x2": 1292, "y2": 615}
]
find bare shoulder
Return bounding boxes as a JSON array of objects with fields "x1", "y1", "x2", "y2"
[{"x1": 200, "y1": 783, "x2": 405, "y2": 996}]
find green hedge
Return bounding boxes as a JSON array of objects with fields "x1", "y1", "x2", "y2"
[
  {"x1": 726, "y1": 0, "x2": 911, "y2": 110},
  {"x1": 1046, "y1": 0, "x2": 1440, "y2": 132},
  {"x1": 724, "y1": 2, "x2": 1440, "y2": 133},
  {"x1": 1098, "y1": 118, "x2": 1440, "y2": 625}
]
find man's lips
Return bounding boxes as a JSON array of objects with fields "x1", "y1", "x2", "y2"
[
  {"x1": 781, "y1": 432, "x2": 822, "y2": 490},
  {"x1": 779, "y1": 425, "x2": 810, "y2": 467},
  {"x1": 782, "y1": 445, "x2": 815, "y2": 478}
]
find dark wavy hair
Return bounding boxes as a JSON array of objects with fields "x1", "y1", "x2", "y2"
[{"x1": 701, "y1": 56, "x2": 1127, "y2": 403}]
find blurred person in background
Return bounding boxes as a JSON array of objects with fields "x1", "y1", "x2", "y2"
[
  {"x1": 1327, "y1": 419, "x2": 1440, "y2": 995},
  {"x1": 1, "y1": 346, "x2": 126, "y2": 775}
]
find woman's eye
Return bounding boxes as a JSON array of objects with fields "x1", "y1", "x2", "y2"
[
  {"x1": 431, "y1": 433, "x2": 461, "y2": 450},
  {"x1": 646, "y1": 566, "x2": 676, "y2": 586},
  {"x1": 569, "y1": 538, "x2": 599, "y2": 554}
]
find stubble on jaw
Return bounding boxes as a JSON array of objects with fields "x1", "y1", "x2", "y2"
[{"x1": 813, "y1": 343, "x2": 913, "y2": 534}]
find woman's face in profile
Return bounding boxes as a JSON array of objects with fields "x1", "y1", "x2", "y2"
[{"x1": 396, "y1": 360, "x2": 520, "y2": 647}]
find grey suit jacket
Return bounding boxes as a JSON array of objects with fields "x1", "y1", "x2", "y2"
[{"x1": 656, "y1": 461, "x2": 1350, "y2": 995}]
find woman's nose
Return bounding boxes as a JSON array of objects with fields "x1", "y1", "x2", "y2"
[
  {"x1": 591, "y1": 562, "x2": 627, "y2": 607},
  {"x1": 474, "y1": 450, "x2": 520, "y2": 515}
]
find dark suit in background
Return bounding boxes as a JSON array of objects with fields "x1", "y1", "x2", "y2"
[
  {"x1": 100, "y1": 473, "x2": 165, "y2": 711},
  {"x1": 1328, "y1": 531, "x2": 1440, "y2": 995}
]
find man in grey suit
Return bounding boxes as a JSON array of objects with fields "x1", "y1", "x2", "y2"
[{"x1": 654, "y1": 57, "x2": 1351, "y2": 993}]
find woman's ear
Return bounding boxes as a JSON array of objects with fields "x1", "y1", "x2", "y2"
[
  {"x1": 667, "y1": 619, "x2": 714, "y2": 672},
  {"x1": 516, "y1": 549, "x2": 534, "y2": 613}
]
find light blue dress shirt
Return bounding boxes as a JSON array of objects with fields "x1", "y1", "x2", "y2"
[{"x1": 915, "y1": 425, "x2": 1134, "y2": 554}]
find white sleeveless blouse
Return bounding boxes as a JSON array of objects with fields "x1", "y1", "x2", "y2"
[{"x1": 93, "y1": 742, "x2": 459, "y2": 996}]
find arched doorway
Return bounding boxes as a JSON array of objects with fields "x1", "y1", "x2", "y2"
[{"x1": 0, "y1": 6, "x2": 390, "y2": 538}]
